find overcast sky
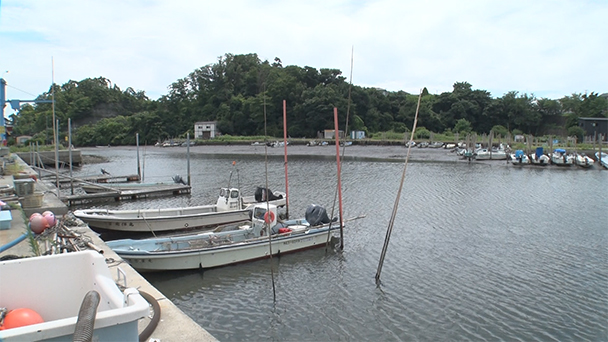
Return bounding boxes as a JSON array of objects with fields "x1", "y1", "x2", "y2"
[{"x1": 1, "y1": 0, "x2": 606, "y2": 117}]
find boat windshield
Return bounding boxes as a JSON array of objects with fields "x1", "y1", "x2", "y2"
[
  {"x1": 219, "y1": 188, "x2": 227, "y2": 197},
  {"x1": 253, "y1": 207, "x2": 266, "y2": 220},
  {"x1": 230, "y1": 190, "x2": 239, "y2": 198}
]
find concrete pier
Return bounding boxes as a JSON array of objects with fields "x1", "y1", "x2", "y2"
[{"x1": 0, "y1": 154, "x2": 217, "y2": 341}]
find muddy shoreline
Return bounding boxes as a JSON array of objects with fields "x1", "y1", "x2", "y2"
[{"x1": 82, "y1": 144, "x2": 465, "y2": 163}]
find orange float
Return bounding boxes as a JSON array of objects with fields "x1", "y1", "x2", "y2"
[{"x1": 0, "y1": 308, "x2": 44, "y2": 330}]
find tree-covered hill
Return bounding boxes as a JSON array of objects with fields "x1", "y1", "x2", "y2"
[{"x1": 9, "y1": 53, "x2": 607, "y2": 146}]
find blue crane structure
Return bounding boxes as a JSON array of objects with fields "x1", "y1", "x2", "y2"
[{"x1": 0, "y1": 77, "x2": 53, "y2": 144}]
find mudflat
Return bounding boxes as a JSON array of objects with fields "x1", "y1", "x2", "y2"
[{"x1": 143, "y1": 144, "x2": 462, "y2": 162}]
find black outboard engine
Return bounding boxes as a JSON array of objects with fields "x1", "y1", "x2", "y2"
[
  {"x1": 254, "y1": 187, "x2": 283, "y2": 202},
  {"x1": 173, "y1": 175, "x2": 186, "y2": 185},
  {"x1": 305, "y1": 204, "x2": 332, "y2": 226}
]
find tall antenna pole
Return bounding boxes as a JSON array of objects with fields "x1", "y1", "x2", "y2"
[
  {"x1": 68, "y1": 118, "x2": 74, "y2": 195},
  {"x1": 263, "y1": 86, "x2": 276, "y2": 302},
  {"x1": 52, "y1": 57, "x2": 60, "y2": 196}
]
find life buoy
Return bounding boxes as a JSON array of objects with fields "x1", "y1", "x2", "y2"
[{"x1": 264, "y1": 211, "x2": 275, "y2": 224}]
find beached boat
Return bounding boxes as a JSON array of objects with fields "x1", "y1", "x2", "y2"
[
  {"x1": 510, "y1": 150, "x2": 529, "y2": 165},
  {"x1": 529, "y1": 148, "x2": 550, "y2": 166},
  {"x1": 596, "y1": 152, "x2": 608, "y2": 169},
  {"x1": 574, "y1": 153, "x2": 595, "y2": 168},
  {"x1": 106, "y1": 203, "x2": 357, "y2": 271},
  {"x1": 551, "y1": 149, "x2": 574, "y2": 166},
  {"x1": 73, "y1": 187, "x2": 286, "y2": 233},
  {"x1": 475, "y1": 148, "x2": 507, "y2": 160}
]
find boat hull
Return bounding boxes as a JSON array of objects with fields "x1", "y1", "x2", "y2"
[
  {"x1": 74, "y1": 207, "x2": 251, "y2": 232},
  {"x1": 596, "y1": 152, "x2": 608, "y2": 169},
  {"x1": 110, "y1": 229, "x2": 337, "y2": 271}
]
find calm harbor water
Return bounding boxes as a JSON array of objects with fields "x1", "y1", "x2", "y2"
[{"x1": 73, "y1": 147, "x2": 608, "y2": 341}]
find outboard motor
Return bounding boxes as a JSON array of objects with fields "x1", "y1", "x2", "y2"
[
  {"x1": 254, "y1": 187, "x2": 283, "y2": 202},
  {"x1": 173, "y1": 175, "x2": 186, "y2": 185},
  {"x1": 305, "y1": 204, "x2": 332, "y2": 226}
]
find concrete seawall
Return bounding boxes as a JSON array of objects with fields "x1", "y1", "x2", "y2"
[
  {"x1": 15, "y1": 149, "x2": 83, "y2": 167},
  {"x1": 0, "y1": 154, "x2": 217, "y2": 341}
]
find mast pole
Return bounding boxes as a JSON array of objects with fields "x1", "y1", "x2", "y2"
[{"x1": 283, "y1": 100, "x2": 289, "y2": 219}]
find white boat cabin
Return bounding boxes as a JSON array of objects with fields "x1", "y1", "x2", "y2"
[{"x1": 215, "y1": 188, "x2": 243, "y2": 211}]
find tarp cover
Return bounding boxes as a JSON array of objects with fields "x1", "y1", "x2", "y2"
[{"x1": 254, "y1": 187, "x2": 283, "y2": 202}]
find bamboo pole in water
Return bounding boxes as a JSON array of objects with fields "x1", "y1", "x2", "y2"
[
  {"x1": 136, "y1": 133, "x2": 141, "y2": 181},
  {"x1": 375, "y1": 89, "x2": 422, "y2": 284},
  {"x1": 334, "y1": 108, "x2": 344, "y2": 247}
]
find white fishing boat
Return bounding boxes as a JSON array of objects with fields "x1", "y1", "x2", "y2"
[
  {"x1": 551, "y1": 149, "x2": 574, "y2": 166},
  {"x1": 106, "y1": 203, "x2": 360, "y2": 271},
  {"x1": 574, "y1": 153, "x2": 595, "y2": 168},
  {"x1": 596, "y1": 152, "x2": 608, "y2": 169},
  {"x1": 73, "y1": 187, "x2": 286, "y2": 233}
]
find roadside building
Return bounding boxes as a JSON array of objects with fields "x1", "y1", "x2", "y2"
[
  {"x1": 194, "y1": 121, "x2": 219, "y2": 139},
  {"x1": 320, "y1": 129, "x2": 345, "y2": 139},
  {"x1": 16, "y1": 135, "x2": 32, "y2": 145}
]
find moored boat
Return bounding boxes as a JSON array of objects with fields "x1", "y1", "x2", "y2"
[
  {"x1": 475, "y1": 148, "x2": 508, "y2": 160},
  {"x1": 596, "y1": 152, "x2": 608, "y2": 169},
  {"x1": 529, "y1": 147, "x2": 550, "y2": 166},
  {"x1": 574, "y1": 153, "x2": 595, "y2": 168},
  {"x1": 510, "y1": 150, "x2": 529, "y2": 165},
  {"x1": 73, "y1": 187, "x2": 286, "y2": 233},
  {"x1": 551, "y1": 149, "x2": 574, "y2": 166},
  {"x1": 106, "y1": 203, "x2": 359, "y2": 271}
]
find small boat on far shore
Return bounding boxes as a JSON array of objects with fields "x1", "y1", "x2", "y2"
[
  {"x1": 574, "y1": 153, "x2": 595, "y2": 168},
  {"x1": 551, "y1": 149, "x2": 574, "y2": 166},
  {"x1": 596, "y1": 152, "x2": 608, "y2": 169},
  {"x1": 510, "y1": 150, "x2": 529, "y2": 165},
  {"x1": 475, "y1": 148, "x2": 507, "y2": 160}
]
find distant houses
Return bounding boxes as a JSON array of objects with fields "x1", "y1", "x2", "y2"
[
  {"x1": 578, "y1": 117, "x2": 608, "y2": 142},
  {"x1": 320, "y1": 129, "x2": 345, "y2": 139}
]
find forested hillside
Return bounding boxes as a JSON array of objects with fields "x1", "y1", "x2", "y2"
[{"x1": 9, "y1": 53, "x2": 607, "y2": 146}]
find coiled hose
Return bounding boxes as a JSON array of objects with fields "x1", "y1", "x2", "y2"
[
  {"x1": 137, "y1": 290, "x2": 161, "y2": 342},
  {"x1": 70, "y1": 289, "x2": 161, "y2": 342},
  {"x1": 73, "y1": 291, "x2": 100, "y2": 342}
]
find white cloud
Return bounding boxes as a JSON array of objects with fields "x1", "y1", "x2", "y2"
[{"x1": 1, "y1": 0, "x2": 606, "y2": 117}]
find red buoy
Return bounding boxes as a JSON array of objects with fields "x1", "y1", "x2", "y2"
[{"x1": 0, "y1": 308, "x2": 44, "y2": 330}]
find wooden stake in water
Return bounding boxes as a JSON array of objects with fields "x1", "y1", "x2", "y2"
[
  {"x1": 187, "y1": 133, "x2": 191, "y2": 186},
  {"x1": 136, "y1": 133, "x2": 141, "y2": 181},
  {"x1": 375, "y1": 89, "x2": 422, "y2": 284},
  {"x1": 334, "y1": 108, "x2": 344, "y2": 248}
]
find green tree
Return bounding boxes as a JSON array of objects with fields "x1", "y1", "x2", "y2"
[{"x1": 454, "y1": 118, "x2": 473, "y2": 135}]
